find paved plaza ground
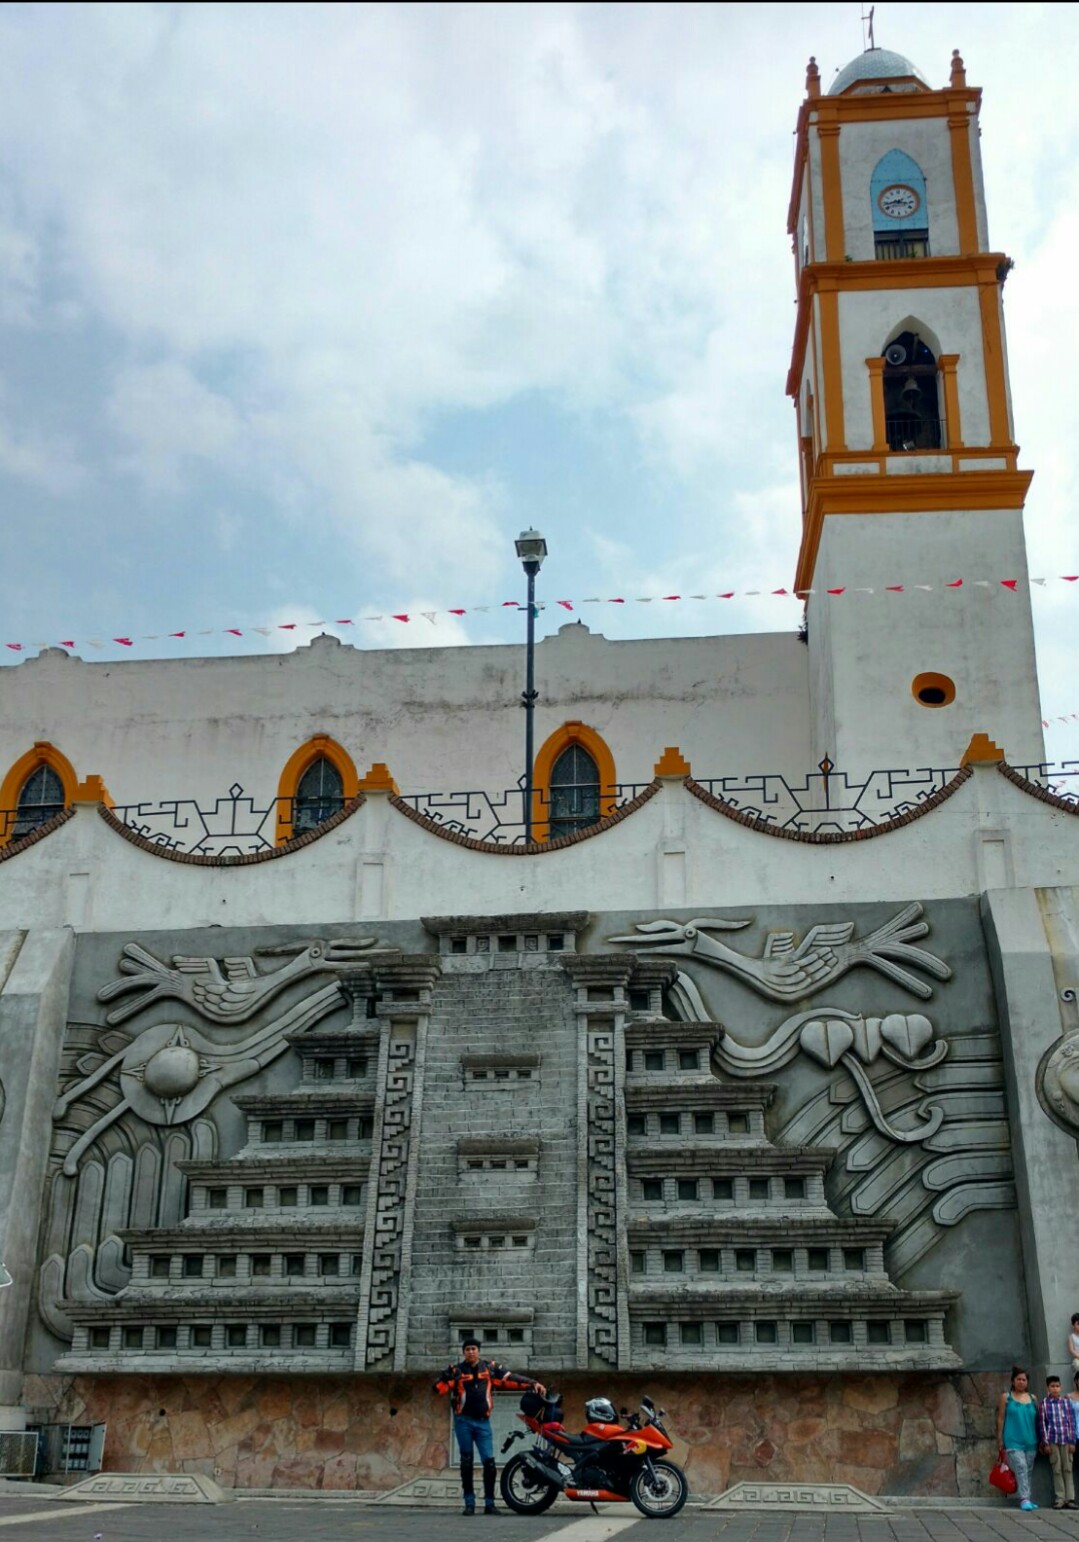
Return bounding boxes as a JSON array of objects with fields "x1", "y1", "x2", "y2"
[{"x1": 2, "y1": 1495, "x2": 1079, "y2": 1542}]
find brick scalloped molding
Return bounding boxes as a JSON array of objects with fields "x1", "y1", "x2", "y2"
[{"x1": 3, "y1": 759, "x2": 1072, "y2": 867}]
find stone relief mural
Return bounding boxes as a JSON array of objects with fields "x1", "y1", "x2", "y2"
[
  {"x1": 610, "y1": 902, "x2": 1015, "y2": 1277},
  {"x1": 1037, "y1": 987, "x2": 1079, "y2": 1137},
  {"x1": 39, "y1": 938, "x2": 388, "y2": 1342}
]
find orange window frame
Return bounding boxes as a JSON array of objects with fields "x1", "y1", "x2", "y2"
[
  {"x1": 0, "y1": 741, "x2": 79, "y2": 847},
  {"x1": 532, "y1": 722, "x2": 617, "y2": 844},
  {"x1": 276, "y1": 735, "x2": 359, "y2": 844}
]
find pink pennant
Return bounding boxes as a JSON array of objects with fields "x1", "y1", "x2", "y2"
[
  {"x1": 392, "y1": 614, "x2": 409, "y2": 623},
  {"x1": 502, "y1": 600, "x2": 519, "y2": 608},
  {"x1": 335, "y1": 619, "x2": 354, "y2": 625},
  {"x1": 827, "y1": 587, "x2": 845, "y2": 595},
  {"x1": 771, "y1": 588, "x2": 789, "y2": 596},
  {"x1": 449, "y1": 609, "x2": 466, "y2": 615},
  {"x1": 114, "y1": 637, "x2": 133, "y2": 646},
  {"x1": 608, "y1": 597, "x2": 625, "y2": 604},
  {"x1": 60, "y1": 640, "x2": 75, "y2": 648},
  {"x1": 1000, "y1": 580, "x2": 1018, "y2": 590},
  {"x1": 5, "y1": 643, "x2": 22, "y2": 651},
  {"x1": 1063, "y1": 576, "x2": 1079, "y2": 583},
  {"x1": 169, "y1": 630, "x2": 186, "y2": 637},
  {"x1": 886, "y1": 585, "x2": 903, "y2": 592},
  {"x1": 279, "y1": 623, "x2": 297, "y2": 631},
  {"x1": 718, "y1": 592, "x2": 735, "y2": 599},
  {"x1": 557, "y1": 600, "x2": 574, "y2": 610},
  {"x1": 663, "y1": 594, "x2": 680, "y2": 601},
  {"x1": 946, "y1": 579, "x2": 963, "y2": 588},
  {"x1": 225, "y1": 629, "x2": 242, "y2": 636}
]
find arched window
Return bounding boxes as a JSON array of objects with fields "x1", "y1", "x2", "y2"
[
  {"x1": 14, "y1": 764, "x2": 65, "y2": 838},
  {"x1": 294, "y1": 757, "x2": 344, "y2": 833},
  {"x1": 882, "y1": 330, "x2": 941, "y2": 451},
  {"x1": 0, "y1": 741, "x2": 79, "y2": 846},
  {"x1": 275, "y1": 734, "x2": 359, "y2": 844},
  {"x1": 871, "y1": 149, "x2": 929, "y2": 260},
  {"x1": 532, "y1": 722, "x2": 617, "y2": 843},
  {"x1": 549, "y1": 743, "x2": 601, "y2": 838}
]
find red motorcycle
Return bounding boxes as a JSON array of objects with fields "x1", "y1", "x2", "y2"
[{"x1": 499, "y1": 1391, "x2": 688, "y2": 1519}]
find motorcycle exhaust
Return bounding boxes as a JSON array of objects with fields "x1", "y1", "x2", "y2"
[{"x1": 525, "y1": 1452, "x2": 569, "y2": 1487}]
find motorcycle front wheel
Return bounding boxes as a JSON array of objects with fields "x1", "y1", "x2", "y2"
[
  {"x1": 630, "y1": 1458, "x2": 688, "y2": 1519},
  {"x1": 499, "y1": 1452, "x2": 559, "y2": 1515}
]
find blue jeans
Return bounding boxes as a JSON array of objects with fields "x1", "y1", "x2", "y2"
[
  {"x1": 454, "y1": 1414, "x2": 494, "y2": 1464},
  {"x1": 1006, "y1": 1447, "x2": 1037, "y2": 1503}
]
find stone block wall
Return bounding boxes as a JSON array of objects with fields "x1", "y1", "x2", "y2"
[{"x1": 21, "y1": 1369, "x2": 1015, "y2": 1499}]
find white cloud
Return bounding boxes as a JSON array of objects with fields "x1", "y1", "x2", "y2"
[{"x1": 107, "y1": 361, "x2": 241, "y2": 492}]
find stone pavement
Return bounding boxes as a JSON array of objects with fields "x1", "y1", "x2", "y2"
[{"x1": 2, "y1": 1495, "x2": 1079, "y2": 1542}]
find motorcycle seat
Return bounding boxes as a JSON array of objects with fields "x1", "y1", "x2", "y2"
[{"x1": 551, "y1": 1433, "x2": 607, "y2": 1459}]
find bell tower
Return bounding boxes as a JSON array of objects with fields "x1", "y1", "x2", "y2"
[{"x1": 788, "y1": 46, "x2": 1045, "y2": 773}]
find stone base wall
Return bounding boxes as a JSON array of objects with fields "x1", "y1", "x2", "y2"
[{"x1": 22, "y1": 1371, "x2": 1008, "y2": 1498}]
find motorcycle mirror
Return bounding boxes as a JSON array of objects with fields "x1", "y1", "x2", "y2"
[{"x1": 642, "y1": 1396, "x2": 655, "y2": 1411}]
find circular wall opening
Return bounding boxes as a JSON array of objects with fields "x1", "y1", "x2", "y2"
[{"x1": 911, "y1": 671, "x2": 956, "y2": 708}]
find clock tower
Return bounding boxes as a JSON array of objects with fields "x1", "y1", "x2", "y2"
[{"x1": 788, "y1": 46, "x2": 1045, "y2": 773}]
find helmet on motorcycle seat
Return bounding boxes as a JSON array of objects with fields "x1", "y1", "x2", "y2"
[
  {"x1": 585, "y1": 1397, "x2": 617, "y2": 1424},
  {"x1": 519, "y1": 1391, "x2": 546, "y2": 1418}
]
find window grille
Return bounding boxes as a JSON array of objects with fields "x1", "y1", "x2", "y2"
[
  {"x1": 13, "y1": 765, "x2": 64, "y2": 837},
  {"x1": 294, "y1": 756, "x2": 344, "y2": 832},
  {"x1": 548, "y1": 743, "x2": 601, "y2": 837}
]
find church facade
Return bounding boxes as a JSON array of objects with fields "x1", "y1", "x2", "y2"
[{"x1": 0, "y1": 45, "x2": 1077, "y2": 1499}]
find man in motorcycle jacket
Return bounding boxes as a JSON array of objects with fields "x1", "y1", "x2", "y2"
[{"x1": 434, "y1": 1338, "x2": 545, "y2": 1515}]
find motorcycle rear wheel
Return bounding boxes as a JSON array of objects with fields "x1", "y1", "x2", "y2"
[
  {"x1": 499, "y1": 1452, "x2": 559, "y2": 1515},
  {"x1": 630, "y1": 1458, "x2": 688, "y2": 1519}
]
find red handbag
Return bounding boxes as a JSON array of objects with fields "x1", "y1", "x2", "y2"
[{"x1": 990, "y1": 1455, "x2": 1018, "y2": 1496}]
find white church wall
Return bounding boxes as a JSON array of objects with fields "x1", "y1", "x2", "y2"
[
  {"x1": 837, "y1": 116, "x2": 961, "y2": 262},
  {"x1": 0, "y1": 626, "x2": 813, "y2": 812},
  {"x1": 838, "y1": 286, "x2": 990, "y2": 449},
  {"x1": 810, "y1": 508, "x2": 1042, "y2": 774},
  {"x1": 2, "y1": 767, "x2": 1078, "y2": 936}
]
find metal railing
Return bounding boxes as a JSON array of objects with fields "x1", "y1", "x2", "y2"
[
  {"x1": 2, "y1": 760, "x2": 1075, "y2": 856},
  {"x1": 885, "y1": 416, "x2": 945, "y2": 452}
]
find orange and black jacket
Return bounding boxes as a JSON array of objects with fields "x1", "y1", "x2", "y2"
[{"x1": 434, "y1": 1359, "x2": 536, "y2": 1419}]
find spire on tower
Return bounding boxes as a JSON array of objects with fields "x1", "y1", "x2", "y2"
[
  {"x1": 950, "y1": 49, "x2": 967, "y2": 88},
  {"x1": 805, "y1": 56, "x2": 821, "y2": 99}
]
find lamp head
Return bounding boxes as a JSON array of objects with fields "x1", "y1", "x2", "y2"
[{"x1": 515, "y1": 528, "x2": 547, "y2": 572}]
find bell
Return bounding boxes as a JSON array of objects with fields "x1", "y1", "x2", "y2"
[{"x1": 900, "y1": 376, "x2": 920, "y2": 403}]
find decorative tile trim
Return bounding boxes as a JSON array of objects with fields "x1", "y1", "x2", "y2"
[
  {"x1": 390, "y1": 781, "x2": 661, "y2": 853},
  {"x1": 685, "y1": 766, "x2": 973, "y2": 842},
  {"x1": 0, "y1": 805, "x2": 75, "y2": 862},
  {"x1": 97, "y1": 795, "x2": 365, "y2": 864},
  {"x1": 998, "y1": 760, "x2": 1079, "y2": 812}
]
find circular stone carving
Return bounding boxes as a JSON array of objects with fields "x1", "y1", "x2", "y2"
[
  {"x1": 1038, "y1": 1034, "x2": 1079, "y2": 1137},
  {"x1": 142, "y1": 1044, "x2": 201, "y2": 1099}
]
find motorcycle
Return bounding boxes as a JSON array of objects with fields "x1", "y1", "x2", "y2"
[{"x1": 499, "y1": 1390, "x2": 688, "y2": 1519}]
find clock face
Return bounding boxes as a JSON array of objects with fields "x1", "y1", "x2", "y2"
[{"x1": 878, "y1": 183, "x2": 920, "y2": 219}]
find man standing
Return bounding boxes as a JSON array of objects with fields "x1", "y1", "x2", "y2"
[
  {"x1": 434, "y1": 1337, "x2": 545, "y2": 1515},
  {"x1": 1038, "y1": 1375, "x2": 1078, "y2": 1510}
]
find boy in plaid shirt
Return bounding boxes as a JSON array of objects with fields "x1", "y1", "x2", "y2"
[{"x1": 1038, "y1": 1375, "x2": 1078, "y2": 1509}]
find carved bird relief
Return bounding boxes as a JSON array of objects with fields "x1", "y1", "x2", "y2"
[
  {"x1": 608, "y1": 901, "x2": 950, "y2": 1002},
  {"x1": 97, "y1": 936, "x2": 391, "y2": 1024}
]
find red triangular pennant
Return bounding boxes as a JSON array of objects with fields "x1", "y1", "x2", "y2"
[
  {"x1": 946, "y1": 579, "x2": 963, "y2": 588},
  {"x1": 1000, "y1": 580, "x2": 1018, "y2": 590},
  {"x1": 5, "y1": 643, "x2": 22, "y2": 651},
  {"x1": 827, "y1": 587, "x2": 846, "y2": 595},
  {"x1": 392, "y1": 614, "x2": 409, "y2": 623},
  {"x1": 114, "y1": 637, "x2": 133, "y2": 646},
  {"x1": 886, "y1": 585, "x2": 904, "y2": 592}
]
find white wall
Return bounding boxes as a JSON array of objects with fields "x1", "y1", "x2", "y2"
[
  {"x1": 809, "y1": 508, "x2": 1044, "y2": 775},
  {"x1": 0, "y1": 625, "x2": 813, "y2": 811},
  {"x1": 838, "y1": 287, "x2": 989, "y2": 450},
  {"x1": 838, "y1": 116, "x2": 962, "y2": 262},
  {"x1": 0, "y1": 766, "x2": 1076, "y2": 935}
]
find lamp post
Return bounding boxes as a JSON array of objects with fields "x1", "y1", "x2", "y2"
[{"x1": 515, "y1": 528, "x2": 547, "y2": 843}]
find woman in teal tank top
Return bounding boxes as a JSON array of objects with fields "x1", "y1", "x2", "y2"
[{"x1": 997, "y1": 1367, "x2": 1041, "y2": 1509}]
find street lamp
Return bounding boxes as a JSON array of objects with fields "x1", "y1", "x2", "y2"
[{"x1": 515, "y1": 528, "x2": 547, "y2": 843}]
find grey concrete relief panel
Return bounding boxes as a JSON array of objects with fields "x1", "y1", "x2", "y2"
[
  {"x1": 21, "y1": 898, "x2": 1025, "y2": 1382},
  {"x1": 982, "y1": 887, "x2": 1079, "y2": 1372}
]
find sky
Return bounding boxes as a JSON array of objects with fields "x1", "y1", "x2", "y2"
[{"x1": 1, "y1": 2, "x2": 1078, "y2": 765}]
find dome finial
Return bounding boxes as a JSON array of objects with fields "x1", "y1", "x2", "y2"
[
  {"x1": 806, "y1": 55, "x2": 821, "y2": 98},
  {"x1": 950, "y1": 48, "x2": 966, "y2": 87}
]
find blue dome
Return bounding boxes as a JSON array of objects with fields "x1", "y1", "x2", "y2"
[{"x1": 828, "y1": 48, "x2": 928, "y2": 96}]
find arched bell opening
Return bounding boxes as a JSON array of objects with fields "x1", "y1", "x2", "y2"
[{"x1": 882, "y1": 330, "x2": 942, "y2": 451}]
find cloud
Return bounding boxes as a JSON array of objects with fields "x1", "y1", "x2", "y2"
[{"x1": 107, "y1": 361, "x2": 242, "y2": 492}]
